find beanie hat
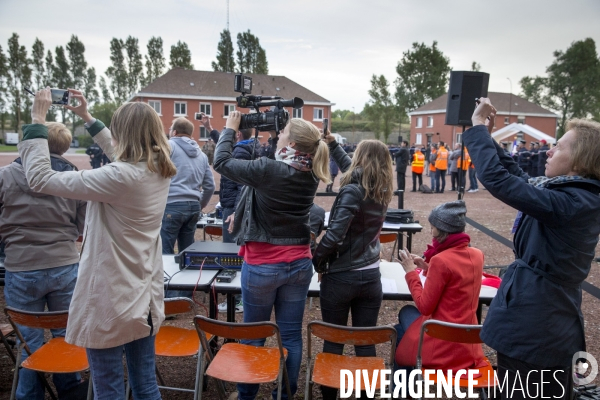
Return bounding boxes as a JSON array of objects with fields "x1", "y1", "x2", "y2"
[{"x1": 428, "y1": 200, "x2": 467, "y2": 233}]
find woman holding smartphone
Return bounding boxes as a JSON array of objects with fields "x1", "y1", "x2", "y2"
[{"x1": 19, "y1": 88, "x2": 176, "y2": 400}]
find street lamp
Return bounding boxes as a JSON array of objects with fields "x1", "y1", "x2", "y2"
[{"x1": 507, "y1": 77, "x2": 513, "y2": 123}]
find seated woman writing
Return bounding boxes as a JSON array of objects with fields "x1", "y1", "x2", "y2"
[{"x1": 395, "y1": 200, "x2": 486, "y2": 372}]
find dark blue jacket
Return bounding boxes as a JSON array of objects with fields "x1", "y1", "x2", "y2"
[
  {"x1": 463, "y1": 125, "x2": 600, "y2": 367},
  {"x1": 219, "y1": 138, "x2": 261, "y2": 209}
]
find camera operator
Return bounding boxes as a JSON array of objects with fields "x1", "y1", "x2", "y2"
[
  {"x1": 1, "y1": 122, "x2": 86, "y2": 400},
  {"x1": 213, "y1": 111, "x2": 330, "y2": 400},
  {"x1": 464, "y1": 98, "x2": 600, "y2": 399}
]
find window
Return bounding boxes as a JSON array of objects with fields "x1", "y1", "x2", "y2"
[
  {"x1": 313, "y1": 108, "x2": 324, "y2": 121},
  {"x1": 504, "y1": 117, "x2": 509, "y2": 125},
  {"x1": 174, "y1": 102, "x2": 187, "y2": 116},
  {"x1": 293, "y1": 108, "x2": 303, "y2": 118},
  {"x1": 517, "y1": 115, "x2": 526, "y2": 124},
  {"x1": 200, "y1": 103, "x2": 212, "y2": 116},
  {"x1": 224, "y1": 104, "x2": 235, "y2": 116},
  {"x1": 416, "y1": 117, "x2": 422, "y2": 128},
  {"x1": 427, "y1": 116, "x2": 433, "y2": 127},
  {"x1": 416, "y1": 133, "x2": 422, "y2": 145},
  {"x1": 199, "y1": 127, "x2": 209, "y2": 139},
  {"x1": 148, "y1": 100, "x2": 161, "y2": 115},
  {"x1": 456, "y1": 133, "x2": 462, "y2": 144}
]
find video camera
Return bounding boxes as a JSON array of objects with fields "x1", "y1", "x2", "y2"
[{"x1": 233, "y1": 74, "x2": 303, "y2": 135}]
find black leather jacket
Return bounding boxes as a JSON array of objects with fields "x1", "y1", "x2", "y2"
[
  {"x1": 213, "y1": 128, "x2": 319, "y2": 246},
  {"x1": 313, "y1": 141, "x2": 387, "y2": 274}
]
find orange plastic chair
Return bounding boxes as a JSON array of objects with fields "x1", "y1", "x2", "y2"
[
  {"x1": 1, "y1": 323, "x2": 16, "y2": 363},
  {"x1": 305, "y1": 321, "x2": 397, "y2": 400},
  {"x1": 4, "y1": 307, "x2": 92, "y2": 400},
  {"x1": 379, "y1": 232, "x2": 399, "y2": 261},
  {"x1": 416, "y1": 320, "x2": 496, "y2": 397},
  {"x1": 204, "y1": 224, "x2": 223, "y2": 241},
  {"x1": 194, "y1": 315, "x2": 292, "y2": 400}
]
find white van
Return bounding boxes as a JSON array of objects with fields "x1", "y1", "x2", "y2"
[
  {"x1": 331, "y1": 133, "x2": 347, "y2": 145},
  {"x1": 4, "y1": 132, "x2": 19, "y2": 145}
]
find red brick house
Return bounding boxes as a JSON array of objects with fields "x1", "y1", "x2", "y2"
[
  {"x1": 129, "y1": 68, "x2": 333, "y2": 142},
  {"x1": 408, "y1": 92, "x2": 558, "y2": 147}
]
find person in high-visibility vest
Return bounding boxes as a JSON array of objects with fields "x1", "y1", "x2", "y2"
[
  {"x1": 434, "y1": 141, "x2": 449, "y2": 193},
  {"x1": 429, "y1": 144, "x2": 438, "y2": 192},
  {"x1": 411, "y1": 147, "x2": 425, "y2": 191},
  {"x1": 457, "y1": 148, "x2": 470, "y2": 191}
]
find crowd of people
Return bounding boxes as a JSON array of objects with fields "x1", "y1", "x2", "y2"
[{"x1": 1, "y1": 88, "x2": 600, "y2": 400}]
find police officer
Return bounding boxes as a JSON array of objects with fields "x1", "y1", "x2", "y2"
[
  {"x1": 85, "y1": 142, "x2": 103, "y2": 169},
  {"x1": 529, "y1": 142, "x2": 539, "y2": 177},
  {"x1": 517, "y1": 140, "x2": 531, "y2": 175}
]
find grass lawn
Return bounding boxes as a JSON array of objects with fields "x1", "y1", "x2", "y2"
[
  {"x1": 75, "y1": 149, "x2": 86, "y2": 154},
  {"x1": 0, "y1": 145, "x2": 18, "y2": 152}
]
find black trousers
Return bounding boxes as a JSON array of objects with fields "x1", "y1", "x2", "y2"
[
  {"x1": 494, "y1": 352, "x2": 572, "y2": 400},
  {"x1": 412, "y1": 172, "x2": 423, "y2": 191},
  {"x1": 451, "y1": 171, "x2": 459, "y2": 190},
  {"x1": 396, "y1": 169, "x2": 407, "y2": 192}
]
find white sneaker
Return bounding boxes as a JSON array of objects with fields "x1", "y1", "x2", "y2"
[
  {"x1": 217, "y1": 300, "x2": 243, "y2": 313},
  {"x1": 467, "y1": 189, "x2": 479, "y2": 193}
]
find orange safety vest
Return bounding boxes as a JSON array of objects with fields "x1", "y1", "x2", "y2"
[
  {"x1": 457, "y1": 150, "x2": 470, "y2": 171},
  {"x1": 429, "y1": 149, "x2": 437, "y2": 172},
  {"x1": 435, "y1": 146, "x2": 448, "y2": 170},
  {"x1": 412, "y1": 152, "x2": 425, "y2": 174}
]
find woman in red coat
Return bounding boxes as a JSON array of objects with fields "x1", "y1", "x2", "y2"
[{"x1": 395, "y1": 200, "x2": 486, "y2": 372}]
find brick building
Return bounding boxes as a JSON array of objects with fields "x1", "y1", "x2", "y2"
[
  {"x1": 129, "y1": 68, "x2": 333, "y2": 143},
  {"x1": 408, "y1": 92, "x2": 558, "y2": 147}
]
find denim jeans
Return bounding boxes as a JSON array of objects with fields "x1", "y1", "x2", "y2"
[
  {"x1": 435, "y1": 169, "x2": 447, "y2": 192},
  {"x1": 160, "y1": 201, "x2": 201, "y2": 254},
  {"x1": 468, "y1": 168, "x2": 479, "y2": 190},
  {"x1": 237, "y1": 258, "x2": 312, "y2": 400},
  {"x1": 319, "y1": 268, "x2": 383, "y2": 400},
  {"x1": 86, "y1": 335, "x2": 160, "y2": 400},
  {"x1": 391, "y1": 305, "x2": 421, "y2": 396},
  {"x1": 430, "y1": 173, "x2": 437, "y2": 192},
  {"x1": 222, "y1": 206, "x2": 236, "y2": 243},
  {"x1": 4, "y1": 264, "x2": 81, "y2": 400}
]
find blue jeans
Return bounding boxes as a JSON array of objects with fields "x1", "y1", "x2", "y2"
[
  {"x1": 468, "y1": 169, "x2": 478, "y2": 190},
  {"x1": 4, "y1": 264, "x2": 80, "y2": 400},
  {"x1": 222, "y1": 206, "x2": 235, "y2": 243},
  {"x1": 430, "y1": 172, "x2": 437, "y2": 192},
  {"x1": 86, "y1": 335, "x2": 160, "y2": 400},
  {"x1": 391, "y1": 305, "x2": 421, "y2": 396},
  {"x1": 237, "y1": 258, "x2": 313, "y2": 400},
  {"x1": 435, "y1": 169, "x2": 447, "y2": 192},
  {"x1": 319, "y1": 268, "x2": 383, "y2": 400},
  {"x1": 160, "y1": 201, "x2": 201, "y2": 254}
]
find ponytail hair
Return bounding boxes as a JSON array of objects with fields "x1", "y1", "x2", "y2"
[{"x1": 288, "y1": 118, "x2": 330, "y2": 183}]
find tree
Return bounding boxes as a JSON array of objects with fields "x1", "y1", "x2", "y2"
[
  {"x1": 44, "y1": 49, "x2": 54, "y2": 87},
  {"x1": 66, "y1": 35, "x2": 87, "y2": 93},
  {"x1": 0, "y1": 45, "x2": 9, "y2": 134},
  {"x1": 235, "y1": 30, "x2": 268, "y2": 74},
  {"x1": 212, "y1": 29, "x2": 235, "y2": 72},
  {"x1": 143, "y1": 36, "x2": 165, "y2": 86},
  {"x1": 105, "y1": 38, "x2": 128, "y2": 104},
  {"x1": 7, "y1": 33, "x2": 32, "y2": 132},
  {"x1": 366, "y1": 74, "x2": 396, "y2": 141},
  {"x1": 99, "y1": 76, "x2": 112, "y2": 103},
  {"x1": 31, "y1": 38, "x2": 45, "y2": 90},
  {"x1": 124, "y1": 36, "x2": 143, "y2": 98},
  {"x1": 53, "y1": 46, "x2": 71, "y2": 122},
  {"x1": 83, "y1": 67, "x2": 99, "y2": 104},
  {"x1": 520, "y1": 38, "x2": 600, "y2": 137},
  {"x1": 170, "y1": 41, "x2": 193, "y2": 70},
  {"x1": 394, "y1": 41, "x2": 451, "y2": 119}
]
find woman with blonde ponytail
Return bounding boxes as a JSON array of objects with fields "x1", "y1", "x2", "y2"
[
  {"x1": 312, "y1": 136, "x2": 394, "y2": 400},
  {"x1": 213, "y1": 112, "x2": 329, "y2": 400},
  {"x1": 19, "y1": 88, "x2": 176, "y2": 399}
]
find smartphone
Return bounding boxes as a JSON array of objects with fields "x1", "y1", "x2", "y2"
[
  {"x1": 194, "y1": 112, "x2": 205, "y2": 121},
  {"x1": 51, "y1": 89, "x2": 70, "y2": 105},
  {"x1": 216, "y1": 269, "x2": 237, "y2": 283},
  {"x1": 322, "y1": 118, "x2": 329, "y2": 135}
]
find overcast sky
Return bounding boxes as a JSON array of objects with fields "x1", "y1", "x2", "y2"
[{"x1": 1, "y1": 0, "x2": 599, "y2": 112}]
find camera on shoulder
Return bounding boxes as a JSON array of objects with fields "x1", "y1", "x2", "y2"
[{"x1": 233, "y1": 74, "x2": 304, "y2": 135}]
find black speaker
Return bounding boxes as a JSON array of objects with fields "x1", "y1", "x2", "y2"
[{"x1": 445, "y1": 71, "x2": 490, "y2": 126}]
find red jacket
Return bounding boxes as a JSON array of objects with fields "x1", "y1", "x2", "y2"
[{"x1": 395, "y1": 243, "x2": 486, "y2": 371}]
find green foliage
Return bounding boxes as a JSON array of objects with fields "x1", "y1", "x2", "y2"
[
  {"x1": 143, "y1": 36, "x2": 165, "y2": 86},
  {"x1": 520, "y1": 38, "x2": 600, "y2": 137},
  {"x1": 67, "y1": 35, "x2": 87, "y2": 93},
  {"x1": 330, "y1": 119, "x2": 370, "y2": 132},
  {"x1": 105, "y1": 38, "x2": 128, "y2": 104},
  {"x1": 235, "y1": 30, "x2": 268, "y2": 74},
  {"x1": 7, "y1": 33, "x2": 32, "y2": 132},
  {"x1": 76, "y1": 134, "x2": 94, "y2": 148},
  {"x1": 366, "y1": 74, "x2": 396, "y2": 141},
  {"x1": 89, "y1": 101, "x2": 119, "y2": 128},
  {"x1": 31, "y1": 38, "x2": 45, "y2": 89},
  {"x1": 170, "y1": 41, "x2": 194, "y2": 70},
  {"x1": 124, "y1": 36, "x2": 143, "y2": 98},
  {"x1": 83, "y1": 67, "x2": 99, "y2": 104},
  {"x1": 395, "y1": 41, "x2": 451, "y2": 118},
  {"x1": 212, "y1": 30, "x2": 235, "y2": 72},
  {"x1": 99, "y1": 76, "x2": 111, "y2": 103},
  {"x1": 0, "y1": 45, "x2": 8, "y2": 115}
]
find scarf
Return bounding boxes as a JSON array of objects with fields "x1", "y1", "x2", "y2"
[
  {"x1": 275, "y1": 146, "x2": 313, "y2": 172},
  {"x1": 423, "y1": 232, "x2": 470, "y2": 263}
]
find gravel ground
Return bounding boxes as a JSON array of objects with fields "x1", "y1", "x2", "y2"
[{"x1": 1, "y1": 160, "x2": 599, "y2": 399}]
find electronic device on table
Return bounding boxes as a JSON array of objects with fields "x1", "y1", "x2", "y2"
[
  {"x1": 179, "y1": 241, "x2": 243, "y2": 270},
  {"x1": 216, "y1": 269, "x2": 237, "y2": 283}
]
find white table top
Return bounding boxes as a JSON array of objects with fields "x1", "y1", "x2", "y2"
[
  {"x1": 163, "y1": 254, "x2": 219, "y2": 290},
  {"x1": 324, "y1": 211, "x2": 423, "y2": 232}
]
